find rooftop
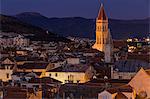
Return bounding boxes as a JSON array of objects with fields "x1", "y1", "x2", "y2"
[
  {"x1": 106, "y1": 85, "x2": 133, "y2": 94},
  {"x1": 47, "y1": 64, "x2": 90, "y2": 72},
  {"x1": 114, "y1": 59, "x2": 149, "y2": 72},
  {"x1": 17, "y1": 62, "x2": 49, "y2": 69},
  {"x1": 28, "y1": 77, "x2": 62, "y2": 84},
  {"x1": 2, "y1": 87, "x2": 28, "y2": 99},
  {"x1": 97, "y1": 4, "x2": 108, "y2": 20}
]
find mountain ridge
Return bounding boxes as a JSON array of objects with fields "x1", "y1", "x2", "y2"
[
  {"x1": 0, "y1": 14, "x2": 69, "y2": 42},
  {"x1": 15, "y1": 12, "x2": 149, "y2": 39}
]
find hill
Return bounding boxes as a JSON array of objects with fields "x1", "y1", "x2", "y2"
[
  {"x1": 0, "y1": 14, "x2": 69, "y2": 42},
  {"x1": 15, "y1": 12, "x2": 149, "y2": 39}
]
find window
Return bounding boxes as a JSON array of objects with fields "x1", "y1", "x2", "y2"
[
  {"x1": 55, "y1": 73, "x2": 57, "y2": 77},
  {"x1": 68, "y1": 75, "x2": 69, "y2": 80},
  {"x1": 103, "y1": 95, "x2": 108, "y2": 99},
  {"x1": 33, "y1": 85, "x2": 39, "y2": 88},
  {"x1": 103, "y1": 38, "x2": 105, "y2": 44},
  {"x1": 49, "y1": 73, "x2": 51, "y2": 77},
  {"x1": 102, "y1": 26, "x2": 104, "y2": 32},
  {"x1": 22, "y1": 85, "x2": 26, "y2": 88},
  {"x1": 119, "y1": 76, "x2": 122, "y2": 79},
  {"x1": 77, "y1": 80, "x2": 80, "y2": 83},
  {"x1": 6, "y1": 73, "x2": 9, "y2": 78},
  {"x1": 65, "y1": 80, "x2": 68, "y2": 83},
  {"x1": 68, "y1": 75, "x2": 74, "y2": 82},
  {"x1": 97, "y1": 26, "x2": 99, "y2": 31},
  {"x1": 70, "y1": 75, "x2": 74, "y2": 81},
  {"x1": 97, "y1": 37, "x2": 99, "y2": 44}
]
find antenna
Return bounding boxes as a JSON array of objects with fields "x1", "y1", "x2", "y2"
[
  {"x1": 98, "y1": 0, "x2": 103, "y2": 7},
  {"x1": 98, "y1": 0, "x2": 102, "y2": 6}
]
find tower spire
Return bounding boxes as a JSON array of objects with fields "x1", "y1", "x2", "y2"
[{"x1": 97, "y1": 3, "x2": 108, "y2": 20}]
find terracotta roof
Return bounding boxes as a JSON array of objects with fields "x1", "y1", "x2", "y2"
[
  {"x1": 3, "y1": 87, "x2": 28, "y2": 99},
  {"x1": 0, "y1": 57, "x2": 15, "y2": 63},
  {"x1": 0, "y1": 64, "x2": 14, "y2": 69},
  {"x1": 59, "y1": 83, "x2": 104, "y2": 98},
  {"x1": 97, "y1": 4, "x2": 107, "y2": 20},
  {"x1": 128, "y1": 53, "x2": 150, "y2": 63},
  {"x1": 47, "y1": 64, "x2": 90, "y2": 72},
  {"x1": 17, "y1": 62, "x2": 48, "y2": 69},
  {"x1": 0, "y1": 51, "x2": 9, "y2": 54},
  {"x1": 86, "y1": 79, "x2": 130, "y2": 89},
  {"x1": 14, "y1": 56, "x2": 27, "y2": 62},
  {"x1": 114, "y1": 59, "x2": 149, "y2": 72},
  {"x1": 79, "y1": 48, "x2": 101, "y2": 53},
  {"x1": 145, "y1": 69, "x2": 150, "y2": 76},
  {"x1": 106, "y1": 88, "x2": 117, "y2": 94},
  {"x1": 106, "y1": 85, "x2": 133, "y2": 94},
  {"x1": 115, "y1": 92, "x2": 128, "y2": 99},
  {"x1": 87, "y1": 79, "x2": 130, "y2": 84},
  {"x1": 113, "y1": 40, "x2": 127, "y2": 48},
  {"x1": 92, "y1": 64, "x2": 111, "y2": 78},
  {"x1": 12, "y1": 72, "x2": 42, "y2": 77},
  {"x1": 28, "y1": 77, "x2": 62, "y2": 84}
]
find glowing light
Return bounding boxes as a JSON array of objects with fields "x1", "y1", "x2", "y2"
[
  {"x1": 127, "y1": 39, "x2": 132, "y2": 42},
  {"x1": 146, "y1": 38, "x2": 150, "y2": 42},
  {"x1": 128, "y1": 46, "x2": 136, "y2": 52}
]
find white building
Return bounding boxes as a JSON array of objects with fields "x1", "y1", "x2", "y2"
[
  {"x1": 13, "y1": 35, "x2": 29, "y2": 47},
  {"x1": 0, "y1": 58, "x2": 16, "y2": 81},
  {"x1": 0, "y1": 35, "x2": 29, "y2": 48},
  {"x1": 44, "y1": 64, "x2": 95, "y2": 84}
]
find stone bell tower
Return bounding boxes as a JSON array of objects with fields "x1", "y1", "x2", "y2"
[{"x1": 92, "y1": 4, "x2": 113, "y2": 63}]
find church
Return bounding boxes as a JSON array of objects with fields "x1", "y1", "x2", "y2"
[{"x1": 92, "y1": 4, "x2": 113, "y2": 63}]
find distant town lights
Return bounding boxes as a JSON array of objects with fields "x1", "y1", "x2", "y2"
[
  {"x1": 128, "y1": 46, "x2": 136, "y2": 53},
  {"x1": 134, "y1": 38, "x2": 138, "y2": 42},
  {"x1": 146, "y1": 38, "x2": 150, "y2": 42},
  {"x1": 46, "y1": 31, "x2": 49, "y2": 34},
  {"x1": 127, "y1": 39, "x2": 132, "y2": 42}
]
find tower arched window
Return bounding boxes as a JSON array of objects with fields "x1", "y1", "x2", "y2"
[
  {"x1": 98, "y1": 26, "x2": 101, "y2": 31},
  {"x1": 103, "y1": 36, "x2": 105, "y2": 44},
  {"x1": 100, "y1": 26, "x2": 101, "y2": 31},
  {"x1": 97, "y1": 37, "x2": 99, "y2": 44},
  {"x1": 102, "y1": 26, "x2": 105, "y2": 32}
]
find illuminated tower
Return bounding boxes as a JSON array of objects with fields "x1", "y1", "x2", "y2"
[{"x1": 92, "y1": 4, "x2": 113, "y2": 63}]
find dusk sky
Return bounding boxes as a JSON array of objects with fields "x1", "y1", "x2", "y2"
[{"x1": 0, "y1": 0, "x2": 149, "y2": 19}]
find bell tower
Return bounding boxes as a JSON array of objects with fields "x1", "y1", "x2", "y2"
[
  {"x1": 92, "y1": 4, "x2": 110, "y2": 52},
  {"x1": 92, "y1": 4, "x2": 113, "y2": 63}
]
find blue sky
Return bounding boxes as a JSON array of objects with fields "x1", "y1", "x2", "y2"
[{"x1": 0, "y1": 0, "x2": 149, "y2": 19}]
